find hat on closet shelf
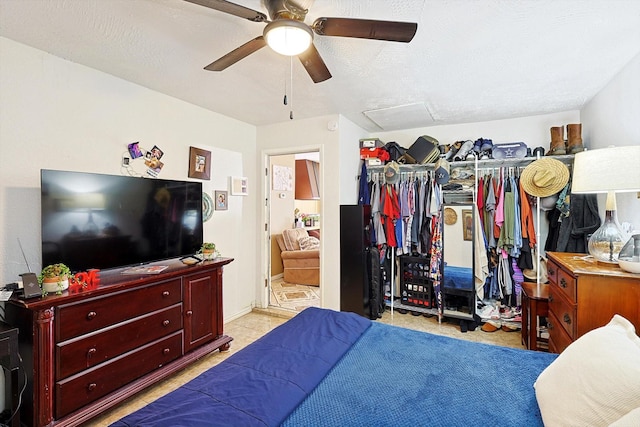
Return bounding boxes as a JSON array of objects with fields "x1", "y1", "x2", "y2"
[
  {"x1": 434, "y1": 158, "x2": 450, "y2": 184},
  {"x1": 521, "y1": 158, "x2": 569, "y2": 197},
  {"x1": 384, "y1": 161, "x2": 400, "y2": 185}
]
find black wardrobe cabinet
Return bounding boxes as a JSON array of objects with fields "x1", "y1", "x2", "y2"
[{"x1": 340, "y1": 204, "x2": 372, "y2": 318}]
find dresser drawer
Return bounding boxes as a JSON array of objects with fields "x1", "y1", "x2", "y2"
[
  {"x1": 56, "y1": 279, "x2": 182, "y2": 341},
  {"x1": 55, "y1": 331, "x2": 183, "y2": 419},
  {"x1": 56, "y1": 303, "x2": 183, "y2": 379},
  {"x1": 555, "y1": 268, "x2": 577, "y2": 303},
  {"x1": 546, "y1": 260, "x2": 559, "y2": 287},
  {"x1": 547, "y1": 310, "x2": 574, "y2": 353},
  {"x1": 548, "y1": 288, "x2": 576, "y2": 339}
]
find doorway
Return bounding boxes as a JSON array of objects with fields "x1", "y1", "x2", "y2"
[{"x1": 267, "y1": 151, "x2": 321, "y2": 312}]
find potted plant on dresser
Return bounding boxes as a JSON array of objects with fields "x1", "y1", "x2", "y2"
[
  {"x1": 200, "y1": 243, "x2": 218, "y2": 260},
  {"x1": 39, "y1": 263, "x2": 72, "y2": 294}
]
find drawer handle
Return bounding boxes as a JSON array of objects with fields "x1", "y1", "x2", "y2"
[
  {"x1": 162, "y1": 320, "x2": 170, "y2": 327},
  {"x1": 87, "y1": 383, "x2": 97, "y2": 392},
  {"x1": 548, "y1": 294, "x2": 553, "y2": 303},
  {"x1": 563, "y1": 313, "x2": 572, "y2": 324},
  {"x1": 163, "y1": 348, "x2": 170, "y2": 355},
  {"x1": 186, "y1": 310, "x2": 193, "y2": 317},
  {"x1": 547, "y1": 321, "x2": 554, "y2": 330},
  {"x1": 86, "y1": 311, "x2": 97, "y2": 320},
  {"x1": 87, "y1": 347, "x2": 97, "y2": 359},
  {"x1": 560, "y1": 278, "x2": 567, "y2": 288},
  {"x1": 162, "y1": 291, "x2": 170, "y2": 297}
]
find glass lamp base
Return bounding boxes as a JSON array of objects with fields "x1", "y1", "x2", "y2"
[{"x1": 587, "y1": 212, "x2": 626, "y2": 264}]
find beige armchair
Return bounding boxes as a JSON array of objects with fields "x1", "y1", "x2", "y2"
[{"x1": 274, "y1": 229, "x2": 320, "y2": 286}]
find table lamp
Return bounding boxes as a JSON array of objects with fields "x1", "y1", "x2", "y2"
[{"x1": 571, "y1": 145, "x2": 640, "y2": 264}]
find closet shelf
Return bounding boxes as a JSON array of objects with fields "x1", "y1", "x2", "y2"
[{"x1": 367, "y1": 154, "x2": 575, "y2": 172}]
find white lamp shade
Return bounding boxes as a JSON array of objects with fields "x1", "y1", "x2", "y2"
[
  {"x1": 572, "y1": 146, "x2": 640, "y2": 194},
  {"x1": 264, "y1": 20, "x2": 313, "y2": 56}
]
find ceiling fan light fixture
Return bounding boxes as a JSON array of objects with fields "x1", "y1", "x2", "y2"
[{"x1": 264, "y1": 19, "x2": 313, "y2": 56}]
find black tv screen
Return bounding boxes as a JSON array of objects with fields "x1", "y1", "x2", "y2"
[{"x1": 41, "y1": 169, "x2": 203, "y2": 272}]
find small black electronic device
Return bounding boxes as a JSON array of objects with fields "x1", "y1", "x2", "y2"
[{"x1": 20, "y1": 272, "x2": 42, "y2": 299}]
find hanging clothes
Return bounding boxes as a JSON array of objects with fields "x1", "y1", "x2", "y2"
[
  {"x1": 429, "y1": 185, "x2": 443, "y2": 321},
  {"x1": 370, "y1": 179, "x2": 385, "y2": 246},
  {"x1": 474, "y1": 203, "x2": 489, "y2": 301},
  {"x1": 556, "y1": 193, "x2": 600, "y2": 253},
  {"x1": 358, "y1": 161, "x2": 370, "y2": 205},
  {"x1": 382, "y1": 184, "x2": 400, "y2": 248}
]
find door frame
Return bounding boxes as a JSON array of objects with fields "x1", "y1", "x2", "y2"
[{"x1": 259, "y1": 146, "x2": 324, "y2": 310}]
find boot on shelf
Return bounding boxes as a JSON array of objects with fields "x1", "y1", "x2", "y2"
[
  {"x1": 566, "y1": 123, "x2": 584, "y2": 154},
  {"x1": 547, "y1": 126, "x2": 566, "y2": 155}
]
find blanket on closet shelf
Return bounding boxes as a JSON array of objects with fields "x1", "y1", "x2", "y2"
[{"x1": 111, "y1": 307, "x2": 557, "y2": 427}]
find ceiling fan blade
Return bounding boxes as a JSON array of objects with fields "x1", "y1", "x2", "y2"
[
  {"x1": 184, "y1": 0, "x2": 267, "y2": 22},
  {"x1": 298, "y1": 43, "x2": 332, "y2": 83},
  {"x1": 313, "y1": 17, "x2": 417, "y2": 42},
  {"x1": 204, "y1": 36, "x2": 267, "y2": 71}
]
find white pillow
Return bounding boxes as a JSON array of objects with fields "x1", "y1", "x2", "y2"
[
  {"x1": 298, "y1": 236, "x2": 320, "y2": 251},
  {"x1": 282, "y1": 228, "x2": 308, "y2": 251},
  {"x1": 610, "y1": 407, "x2": 640, "y2": 427},
  {"x1": 534, "y1": 315, "x2": 640, "y2": 427}
]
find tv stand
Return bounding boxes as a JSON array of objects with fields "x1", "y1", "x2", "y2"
[{"x1": 5, "y1": 257, "x2": 233, "y2": 427}]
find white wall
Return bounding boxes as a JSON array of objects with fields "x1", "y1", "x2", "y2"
[
  {"x1": 581, "y1": 52, "x2": 640, "y2": 231},
  {"x1": 257, "y1": 115, "x2": 367, "y2": 310},
  {"x1": 0, "y1": 37, "x2": 259, "y2": 321},
  {"x1": 369, "y1": 111, "x2": 580, "y2": 149}
]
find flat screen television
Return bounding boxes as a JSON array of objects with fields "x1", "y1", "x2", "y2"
[{"x1": 41, "y1": 169, "x2": 203, "y2": 272}]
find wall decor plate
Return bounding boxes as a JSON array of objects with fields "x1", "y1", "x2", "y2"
[
  {"x1": 444, "y1": 207, "x2": 457, "y2": 225},
  {"x1": 202, "y1": 192, "x2": 213, "y2": 222}
]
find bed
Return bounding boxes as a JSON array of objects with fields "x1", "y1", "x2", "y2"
[
  {"x1": 111, "y1": 307, "x2": 640, "y2": 427},
  {"x1": 443, "y1": 265, "x2": 473, "y2": 290}
]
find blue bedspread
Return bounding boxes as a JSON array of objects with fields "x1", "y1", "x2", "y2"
[
  {"x1": 444, "y1": 265, "x2": 474, "y2": 290},
  {"x1": 284, "y1": 321, "x2": 557, "y2": 426},
  {"x1": 112, "y1": 308, "x2": 557, "y2": 427},
  {"x1": 110, "y1": 307, "x2": 370, "y2": 427}
]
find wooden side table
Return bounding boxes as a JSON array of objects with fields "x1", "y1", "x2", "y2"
[
  {"x1": 0, "y1": 323, "x2": 20, "y2": 427},
  {"x1": 521, "y1": 281, "x2": 549, "y2": 351}
]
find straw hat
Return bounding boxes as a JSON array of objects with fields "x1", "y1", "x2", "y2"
[{"x1": 521, "y1": 158, "x2": 569, "y2": 197}]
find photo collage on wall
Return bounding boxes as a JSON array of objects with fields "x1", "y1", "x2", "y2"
[{"x1": 125, "y1": 142, "x2": 165, "y2": 177}]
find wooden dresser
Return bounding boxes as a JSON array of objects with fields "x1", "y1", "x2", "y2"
[
  {"x1": 5, "y1": 257, "x2": 233, "y2": 427},
  {"x1": 546, "y1": 252, "x2": 640, "y2": 353}
]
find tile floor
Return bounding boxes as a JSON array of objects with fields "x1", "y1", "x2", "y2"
[{"x1": 87, "y1": 285, "x2": 524, "y2": 426}]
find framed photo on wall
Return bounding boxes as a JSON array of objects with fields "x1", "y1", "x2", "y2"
[
  {"x1": 462, "y1": 209, "x2": 473, "y2": 241},
  {"x1": 230, "y1": 176, "x2": 248, "y2": 196},
  {"x1": 214, "y1": 190, "x2": 228, "y2": 210},
  {"x1": 188, "y1": 146, "x2": 211, "y2": 180}
]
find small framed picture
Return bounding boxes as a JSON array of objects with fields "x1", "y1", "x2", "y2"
[
  {"x1": 230, "y1": 176, "x2": 248, "y2": 196},
  {"x1": 188, "y1": 146, "x2": 211, "y2": 180},
  {"x1": 462, "y1": 209, "x2": 473, "y2": 241},
  {"x1": 214, "y1": 190, "x2": 228, "y2": 210}
]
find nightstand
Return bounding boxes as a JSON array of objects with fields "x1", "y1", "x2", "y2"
[{"x1": 521, "y1": 281, "x2": 549, "y2": 351}]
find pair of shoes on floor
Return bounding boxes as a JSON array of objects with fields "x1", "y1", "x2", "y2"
[
  {"x1": 501, "y1": 323, "x2": 520, "y2": 332},
  {"x1": 482, "y1": 320, "x2": 520, "y2": 332},
  {"x1": 481, "y1": 320, "x2": 501, "y2": 332},
  {"x1": 477, "y1": 305, "x2": 500, "y2": 321}
]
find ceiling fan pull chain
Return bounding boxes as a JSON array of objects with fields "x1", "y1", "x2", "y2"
[
  {"x1": 289, "y1": 56, "x2": 294, "y2": 120},
  {"x1": 283, "y1": 61, "x2": 288, "y2": 105}
]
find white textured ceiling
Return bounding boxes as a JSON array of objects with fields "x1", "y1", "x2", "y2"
[{"x1": 1, "y1": 0, "x2": 640, "y2": 131}]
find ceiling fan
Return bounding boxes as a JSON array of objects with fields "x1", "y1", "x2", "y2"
[{"x1": 184, "y1": 0, "x2": 418, "y2": 83}]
